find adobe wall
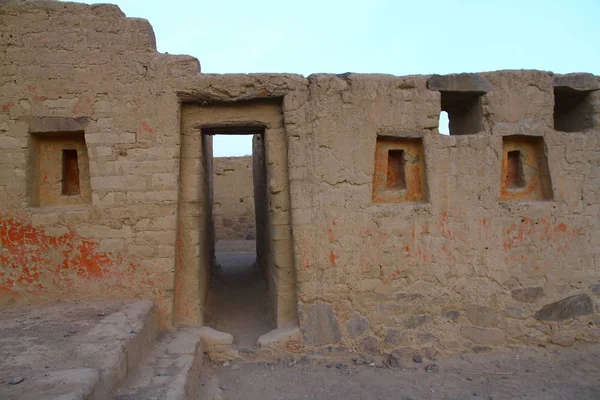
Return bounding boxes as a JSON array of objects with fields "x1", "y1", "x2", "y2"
[
  {"x1": 0, "y1": 0, "x2": 202, "y2": 324},
  {"x1": 1, "y1": 0, "x2": 599, "y2": 354},
  {"x1": 213, "y1": 156, "x2": 256, "y2": 242},
  {"x1": 293, "y1": 72, "x2": 600, "y2": 355}
]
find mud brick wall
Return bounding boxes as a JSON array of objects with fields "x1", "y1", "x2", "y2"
[
  {"x1": 1, "y1": 0, "x2": 599, "y2": 354},
  {"x1": 292, "y1": 72, "x2": 600, "y2": 355},
  {"x1": 213, "y1": 156, "x2": 256, "y2": 241},
  {"x1": 0, "y1": 1, "x2": 201, "y2": 325}
]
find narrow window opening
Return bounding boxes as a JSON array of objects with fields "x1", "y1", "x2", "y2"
[
  {"x1": 438, "y1": 111, "x2": 450, "y2": 135},
  {"x1": 62, "y1": 149, "x2": 80, "y2": 195},
  {"x1": 386, "y1": 149, "x2": 406, "y2": 190},
  {"x1": 506, "y1": 150, "x2": 525, "y2": 189}
]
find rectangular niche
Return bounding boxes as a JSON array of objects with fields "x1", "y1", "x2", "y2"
[
  {"x1": 30, "y1": 132, "x2": 91, "y2": 207},
  {"x1": 499, "y1": 135, "x2": 553, "y2": 202},
  {"x1": 372, "y1": 137, "x2": 427, "y2": 203}
]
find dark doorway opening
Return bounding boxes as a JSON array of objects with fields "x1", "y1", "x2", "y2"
[{"x1": 203, "y1": 131, "x2": 275, "y2": 349}]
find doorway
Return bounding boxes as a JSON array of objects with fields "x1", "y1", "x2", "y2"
[
  {"x1": 204, "y1": 133, "x2": 274, "y2": 348},
  {"x1": 175, "y1": 100, "x2": 298, "y2": 346}
]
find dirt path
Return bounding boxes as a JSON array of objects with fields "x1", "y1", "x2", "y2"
[
  {"x1": 204, "y1": 251, "x2": 274, "y2": 349},
  {"x1": 199, "y1": 343, "x2": 600, "y2": 400}
]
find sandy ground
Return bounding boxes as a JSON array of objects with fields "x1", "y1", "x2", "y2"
[
  {"x1": 204, "y1": 249, "x2": 275, "y2": 349},
  {"x1": 199, "y1": 343, "x2": 600, "y2": 400}
]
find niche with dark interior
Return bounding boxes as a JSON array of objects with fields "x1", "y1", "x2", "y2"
[
  {"x1": 440, "y1": 91, "x2": 484, "y2": 135},
  {"x1": 553, "y1": 88, "x2": 595, "y2": 132},
  {"x1": 30, "y1": 131, "x2": 91, "y2": 207},
  {"x1": 62, "y1": 149, "x2": 80, "y2": 195},
  {"x1": 505, "y1": 150, "x2": 525, "y2": 189},
  {"x1": 386, "y1": 150, "x2": 406, "y2": 190},
  {"x1": 500, "y1": 135, "x2": 553, "y2": 202},
  {"x1": 372, "y1": 137, "x2": 427, "y2": 203}
]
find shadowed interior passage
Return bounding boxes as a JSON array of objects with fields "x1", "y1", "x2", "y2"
[{"x1": 204, "y1": 248, "x2": 274, "y2": 348}]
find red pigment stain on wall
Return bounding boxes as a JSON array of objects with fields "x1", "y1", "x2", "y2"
[
  {"x1": 503, "y1": 218, "x2": 580, "y2": 251},
  {"x1": 440, "y1": 211, "x2": 452, "y2": 237},
  {"x1": 382, "y1": 267, "x2": 411, "y2": 285},
  {"x1": 329, "y1": 250, "x2": 339, "y2": 266},
  {"x1": 0, "y1": 213, "x2": 163, "y2": 301},
  {"x1": 359, "y1": 253, "x2": 373, "y2": 273},
  {"x1": 72, "y1": 96, "x2": 92, "y2": 115},
  {"x1": 137, "y1": 120, "x2": 155, "y2": 140},
  {"x1": 1, "y1": 102, "x2": 14, "y2": 112},
  {"x1": 26, "y1": 85, "x2": 47, "y2": 103},
  {"x1": 327, "y1": 228, "x2": 335, "y2": 243}
]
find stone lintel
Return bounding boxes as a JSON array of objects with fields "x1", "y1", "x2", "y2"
[
  {"x1": 427, "y1": 73, "x2": 493, "y2": 93},
  {"x1": 553, "y1": 73, "x2": 600, "y2": 92},
  {"x1": 27, "y1": 116, "x2": 91, "y2": 133}
]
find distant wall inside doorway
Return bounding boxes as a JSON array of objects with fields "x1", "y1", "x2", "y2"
[{"x1": 213, "y1": 156, "x2": 256, "y2": 242}]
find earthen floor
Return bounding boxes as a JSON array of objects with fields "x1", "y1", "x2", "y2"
[
  {"x1": 199, "y1": 343, "x2": 600, "y2": 400},
  {"x1": 204, "y1": 246, "x2": 274, "y2": 349}
]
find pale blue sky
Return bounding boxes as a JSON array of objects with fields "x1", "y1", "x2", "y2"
[{"x1": 70, "y1": 0, "x2": 600, "y2": 155}]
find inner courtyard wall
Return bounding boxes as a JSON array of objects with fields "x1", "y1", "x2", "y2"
[
  {"x1": 213, "y1": 156, "x2": 256, "y2": 242},
  {"x1": 1, "y1": 0, "x2": 599, "y2": 353}
]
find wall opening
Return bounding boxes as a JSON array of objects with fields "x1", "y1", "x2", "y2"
[
  {"x1": 204, "y1": 133, "x2": 274, "y2": 348},
  {"x1": 553, "y1": 88, "x2": 595, "y2": 132},
  {"x1": 176, "y1": 100, "x2": 298, "y2": 340},
  {"x1": 440, "y1": 91, "x2": 484, "y2": 135},
  {"x1": 372, "y1": 137, "x2": 427, "y2": 203},
  {"x1": 506, "y1": 150, "x2": 525, "y2": 189},
  {"x1": 61, "y1": 149, "x2": 80, "y2": 195},
  {"x1": 29, "y1": 131, "x2": 91, "y2": 207},
  {"x1": 438, "y1": 111, "x2": 450, "y2": 135},
  {"x1": 500, "y1": 135, "x2": 553, "y2": 202},
  {"x1": 212, "y1": 134, "x2": 253, "y2": 157}
]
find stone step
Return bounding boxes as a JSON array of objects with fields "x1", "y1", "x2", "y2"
[
  {"x1": 81, "y1": 300, "x2": 160, "y2": 399},
  {"x1": 113, "y1": 327, "x2": 204, "y2": 400},
  {"x1": 0, "y1": 300, "x2": 159, "y2": 400},
  {"x1": 197, "y1": 326, "x2": 302, "y2": 364}
]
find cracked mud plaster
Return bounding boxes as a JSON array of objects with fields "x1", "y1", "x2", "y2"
[{"x1": 1, "y1": 0, "x2": 599, "y2": 352}]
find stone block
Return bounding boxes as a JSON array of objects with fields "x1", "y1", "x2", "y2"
[
  {"x1": 198, "y1": 327, "x2": 233, "y2": 347},
  {"x1": 461, "y1": 325, "x2": 506, "y2": 346},
  {"x1": 534, "y1": 294, "x2": 593, "y2": 321},
  {"x1": 550, "y1": 334, "x2": 576, "y2": 347},
  {"x1": 504, "y1": 306, "x2": 531, "y2": 320},
  {"x1": 26, "y1": 116, "x2": 90, "y2": 133},
  {"x1": 359, "y1": 336, "x2": 379, "y2": 354},
  {"x1": 404, "y1": 314, "x2": 429, "y2": 329},
  {"x1": 553, "y1": 73, "x2": 600, "y2": 91},
  {"x1": 512, "y1": 287, "x2": 544, "y2": 303},
  {"x1": 345, "y1": 313, "x2": 370, "y2": 338},
  {"x1": 384, "y1": 328, "x2": 405, "y2": 345},
  {"x1": 465, "y1": 305, "x2": 498, "y2": 327},
  {"x1": 427, "y1": 73, "x2": 493, "y2": 93},
  {"x1": 257, "y1": 327, "x2": 300, "y2": 349},
  {"x1": 299, "y1": 301, "x2": 341, "y2": 346},
  {"x1": 442, "y1": 310, "x2": 460, "y2": 320}
]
